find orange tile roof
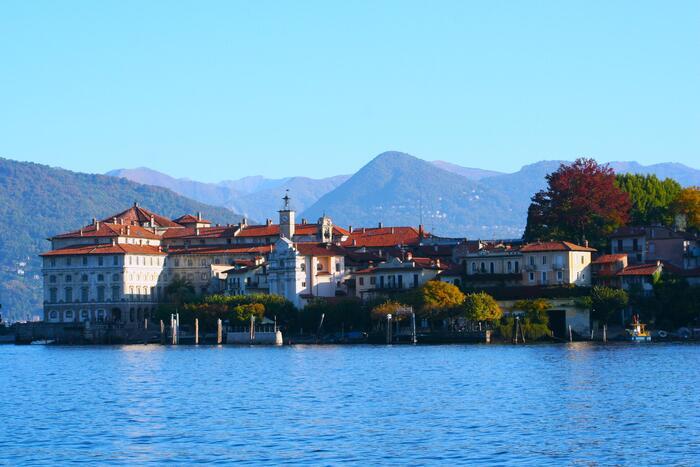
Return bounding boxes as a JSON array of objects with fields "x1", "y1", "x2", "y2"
[
  {"x1": 102, "y1": 204, "x2": 181, "y2": 228},
  {"x1": 592, "y1": 254, "x2": 627, "y2": 264},
  {"x1": 166, "y1": 245, "x2": 274, "y2": 255},
  {"x1": 342, "y1": 227, "x2": 423, "y2": 248},
  {"x1": 520, "y1": 241, "x2": 596, "y2": 253},
  {"x1": 617, "y1": 263, "x2": 661, "y2": 276},
  {"x1": 235, "y1": 223, "x2": 348, "y2": 238},
  {"x1": 173, "y1": 214, "x2": 211, "y2": 224},
  {"x1": 53, "y1": 222, "x2": 161, "y2": 240},
  {"x1": 162, "y1": 225, "x2": 238, "y2": 239},
  {"x1": 41, "y1": 243, "x2": 165, "y2": 256}
]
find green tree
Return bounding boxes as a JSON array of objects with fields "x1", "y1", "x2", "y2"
[
  {"x1": 615, "y1": 173, "x2": 682, "y2": 226},
  {"x1": 523, "y1": 158, "x2": 631, "y2": 249},
  {"x1": 372, "y1": 300, "x2": 410, "y2": 321},
  {"x1": 463, "y1": 292, "x2": 502, "y2": 323},
  {"x1": 233, "y1": 303, "x2": 265, "y2": 323},
  {"x1": 590, "y1": 286, "x2": 628, "y2": 325},
  {"x1": 165, "y1": 277, "x2": 196, "y2": 305},
  {"x1": 499, "y1": 298, "x2": 552, "y2": 340},
  {"x1": 417, "y1": 280, "x2": 466, "y2": 320}
]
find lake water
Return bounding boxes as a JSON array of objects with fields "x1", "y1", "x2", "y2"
[{"x1": 1, "y1": 343, "x2": 699, "y2": 465}]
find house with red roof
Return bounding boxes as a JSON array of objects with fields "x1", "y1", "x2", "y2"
[
  {"x1": 353, "y1": 254, "x2": 448, "y2": 300},
  {"x1": 591, "y1": 254, "x2": 628, "y2": 288}
]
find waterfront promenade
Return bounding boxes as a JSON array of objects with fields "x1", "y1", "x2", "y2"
[{"x1": 2, "y1": 343, "x2": 699, "y2": 465}]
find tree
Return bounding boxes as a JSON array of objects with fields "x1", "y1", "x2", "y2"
[
  {"x1": 372, "y1": 300, "x2": 409, "y2": 321},
  {"x1": 233, "y1": 303, "x2": 265, "y2": 323},
  {"x1": 615, "y1": 174, "x2": 681, "y2": 227},
  {"x1": 165, "y1": 277, "x2": 196, "y2": 305},
  {"x1": 523, "y1": 158, "x2": 631, "y2": 249},
  {"x1": 499, "y1": 298, "x2": 551, "y2": 340},
  {"x1": 417, "y1": 280, "x2": 466, "y2": 320},
  {"x1": 672, "y1": 187, "x2": 700, "y2": 232},
  {"x1": 590, "y1": 286, "x2": 628, "y2": 325},
  {"x1": 463, "y1": 292, "x2": 502, "y2": 323}
]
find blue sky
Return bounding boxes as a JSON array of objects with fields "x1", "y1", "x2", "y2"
[{"x1": 1, "y1": 1, "x2": 698, "y2": 181}]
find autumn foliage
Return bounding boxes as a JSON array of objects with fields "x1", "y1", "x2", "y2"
[{"x1": 524, "y1": 158, "x2": 631, "y2": 248}]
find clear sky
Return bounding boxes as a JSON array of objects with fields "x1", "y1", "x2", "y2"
[{"x1": 1, "y1": 1, "x2": 698, "y2": 181}]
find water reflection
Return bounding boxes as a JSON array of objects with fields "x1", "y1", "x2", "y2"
[{"x1": 0, "y1": 344, "x2": 698, "y2": 465}]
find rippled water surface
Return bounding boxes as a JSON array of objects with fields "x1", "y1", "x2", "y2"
[{"x1": 1, "y1": 343, "x2": 699, "y2": 465}]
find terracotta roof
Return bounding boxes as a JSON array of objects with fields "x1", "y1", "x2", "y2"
[
  {"x1": 343, "y1": 227, "x2": 423, "y2": 248},
  {"x1": 102, "y1": 204, "x2": 181, "y2": 228},
  {"x1": 592, "y1": 254, "x2": 627, "y2": 264},
  {"x1": 53, "y1": 222, "x2": 161, "y2": 240},
  {"x1": 354, "y1": 257, "x2": 446, "y2": 274},
  {"x1": 295, "y1": 243, "x2": 347, "y2": 257},
  {"x1": 173, "y1": 214, "x2": 211, "y2": 224},
  {"x1": 617, "y1": 263, "x2": 661, "y2": 276},
  {"x1": 41, "y1": 243, "x2": 165, "y2": 256},
  {"x1": 520, "y1": 241, "x2": 596, "y2": 253},
  {"x1": 235, "y1": 223, "x2": 348, "y2": 238},
  {"x1": 166, "y1": 245, "x2": 273, "y2": 255},
  {"x1": 162, "y1": 225, "x2": 238, "y2": 239}
]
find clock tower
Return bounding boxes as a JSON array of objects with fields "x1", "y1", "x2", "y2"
[{"x1": 279, "y1": 191, "x2": 295, "y2": 239}]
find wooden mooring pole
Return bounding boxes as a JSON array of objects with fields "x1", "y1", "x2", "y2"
[
  {"x1": 160, "y1": 320, "x2": 165, "y2": 345},
  {"x1": 603, "y1": 324, "x2": 607, "y2": 343},
  {"x1": 217, "y1": 318, "x2": 222, "y2": 345},
  {"x1": 195, "y1": 318, "x2": 199, "y2": 345},
  {"x1": 569, "y1": 325, "x2": 573, "y2": 342}
]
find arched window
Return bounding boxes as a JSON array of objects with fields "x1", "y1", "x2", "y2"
[
  {"x1": 80, "y1": 310, "x2": 89, "y2": 321},
  {"x1": 97, "y1": 274, "x2": 104, "y2": 282},
  {"x1": 97, "y1": 309, "x2": 105, "y2": 322},
  {"x1": 82, "y1": 274, "x2": 88, "y2": 282},
  {"x1": 65, "y1": 274, "x2": 72, "y2": 282},
  {"x1": 489, "y1": 262, "x2": 494, "y2": 274},
  {"x1": 49, "y1": 310, "x2": 58, "y2": 321},
  {"x1": 480, "y1": 262, "x2": 486, "y2": 273},
  {"x1": 65, "y1": 310, "x2": 74, "y2": 321},
  {"x1": 188, "y1": 259, "x2": 193, "y2": 267},
  {"x1": 112, "y1": 273, "x2": 119, "y2": 282},
  {"x1": 65, "y1": 287, "x2": 73, "y2": 302}
]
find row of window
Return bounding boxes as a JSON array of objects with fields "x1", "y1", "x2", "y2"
[
  {"x1": 49, "y1": 273, "x2": 119, "y2": 283},
  {"x1": 47, "y1": 285, "x2": 166, "y2": 303},
  {"x1": 47, "y1": 255, "x2": 120, "y2": 267},
  {"x1": 470, "y1": 261, "x2": 520, "y2": 274},
  {"x1": 358, "y1": 274, "x2": 420, "y2": 289}
]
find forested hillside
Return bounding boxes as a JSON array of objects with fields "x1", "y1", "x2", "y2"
[{"x1": 0, "y1": 158, "x2": 244, "y2": 321}]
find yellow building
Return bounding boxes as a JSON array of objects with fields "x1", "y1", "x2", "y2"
[{"x1": 520, "y1": 241, "x2": 596, "y2": 287}]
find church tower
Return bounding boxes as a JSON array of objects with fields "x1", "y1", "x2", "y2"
[
  {"x1": 318, "y1": 214, "x2": 333, "y2": 243},
  {"x1": 279, "y1": 191, "x2": 295, "y2": 239}
]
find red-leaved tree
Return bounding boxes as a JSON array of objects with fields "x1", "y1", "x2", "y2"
[{"x1": 523, "y1": 158, "x2": 631, "y2": 248}]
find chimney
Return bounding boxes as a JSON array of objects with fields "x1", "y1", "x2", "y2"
[
  {"x1": 112, "y1": 217, "x2": 117, "y2": 224},
  {"x1": 584, "y1": 240, "x2": 589, "y2": 248},
  {"x1": 418, "y1": 224, "x2": 424, "y2": 238},
  {"x1": 301, "y1": 218, "x2": 307, "y2": 225},
  {"x1": 150, "y1": 215, "x2": 155, "y2": 226},
  {"x1": 92, "y1": 217, "x2": 97, "y2": 225},
  {"x1": 79, "y1": 228, "x2": 83, "y2": 237},
  {"x1": 266, "y1": 219, "x2": 273, "y2": 226},
  {"x1": 197, "y1": 211, "x2": 202, "y2": 221},
  {"x1": 378, "y1": 222, "x2": 383, "y2": 229},
  {"x1": 133, "y1": 201, "x2": 139, "y2": 208},
  {"x1": 391, "y1": 227, "x2": 395, "y2": 234},
  {"x1": 95, "y1": 221, "x2": 100, "y2": 230},
  {"x1": 348, "y1": 225, "x2": 353, "y2": 233}
]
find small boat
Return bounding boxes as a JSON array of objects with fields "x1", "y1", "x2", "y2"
[{"x1": 625, "y1": 315, "x2": 651, "y2": 342}]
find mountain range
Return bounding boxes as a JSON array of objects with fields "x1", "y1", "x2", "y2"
[{"x1": 108, "y1": 152, "x2": 700, "y2": 238}]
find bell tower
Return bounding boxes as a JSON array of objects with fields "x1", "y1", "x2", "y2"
[
  {"x1": 318, "y1": 214, "x2": 333, "y2": 243},
  {"x1": 279, "y1": 190, "x2": 295, "y2": 239}
]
